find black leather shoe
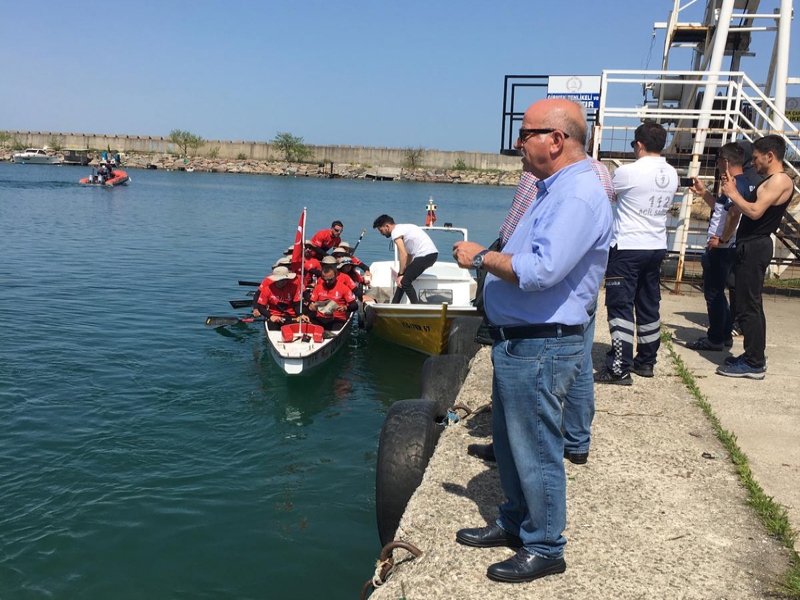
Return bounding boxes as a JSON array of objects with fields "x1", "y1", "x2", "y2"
[
  {"x1": 632, "y1": 363, "x2": 654, "y2": 377},
  {"x1": 487, "y1": 548, "x2": 566, "y2": 583},
  {"x1": 467, "y1": 443, "x2": 496, "y2": 462},
  {"x1": 564, "y1": 449, "x2": 588, "y2": 465},
  {"x1": 594, "y1": 370, "x2": 633, "y2": 385},
  {"x1": 456, "y1": 524, "x2": 522, "y2": 549}
]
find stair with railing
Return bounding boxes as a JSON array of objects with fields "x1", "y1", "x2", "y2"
[{"x1": 595, "y1": 69, "x2": 800, "y2": 280}]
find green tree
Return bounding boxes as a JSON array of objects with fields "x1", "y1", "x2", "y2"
[
  {"x1": 271, "y1": 132, "x2": 313, "y2": 162},
  {"x1": 168, "y1": 129, "x2": 204, "y2": 156},
  {"x1": 403, "y1": 147, "x2": 425, "y2": 170},
  {"x1": 48, "y1": 136, "x2": 63, "y2": 151},
  {"x1": 0, "y1": 131, "x2": 11, "y2": 148}
]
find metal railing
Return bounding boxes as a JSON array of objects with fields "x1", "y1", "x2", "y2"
[{"x1": 594, "y1": 69, "x2": 800, "y2": 287}]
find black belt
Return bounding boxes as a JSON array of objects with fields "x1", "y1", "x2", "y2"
[{"x1": 488, "y1": 323, "x2": 584, "y2": 341}]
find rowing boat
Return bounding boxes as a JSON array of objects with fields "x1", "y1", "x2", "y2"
[{"x1": 264, "y1": 315, "x2": 354, "y2": 375}]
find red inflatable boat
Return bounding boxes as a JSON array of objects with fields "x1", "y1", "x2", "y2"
[{"x1": 79, "y1": 170, "x2": 130, "y2": 186}]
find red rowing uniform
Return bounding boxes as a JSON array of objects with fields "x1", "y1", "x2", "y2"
[
  {"x1": 310, "y1": 229, "x2": 341, "y2": 253},
  {"x1": 310, "y1": 279, "x2": 356, "y2": 321},
  {"x1": 256, "y1": 277, "x2": 301, "y2": 318}
]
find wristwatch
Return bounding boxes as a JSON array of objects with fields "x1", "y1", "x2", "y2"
[{"x1": 472, "y1": 249, "x2": 489, "y2": 270}]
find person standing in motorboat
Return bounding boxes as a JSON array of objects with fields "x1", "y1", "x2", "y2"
[{"x1": 372, "y1": 214, "x2": 438, "y2": 304}]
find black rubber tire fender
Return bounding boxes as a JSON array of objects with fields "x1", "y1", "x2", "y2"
[
  {"x1": 447, "y1": 316, "x2": 484, "y2": 360},
  {"x1": 363, "y1": 303, "x2": 376, "y2": 331},
  {"x1": 357, "y1": 300, "x2": 366, "y2": 329},
  {"x1": 419, "y1": 354, "x2": 470, "y2": 417},
  {"x1": 375, "y1": 399, "x2": 443, "y2": 546}
]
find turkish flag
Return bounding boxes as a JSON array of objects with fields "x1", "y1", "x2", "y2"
[
  {"x1": 291, "y1": 209, "x2": 306, "y2": 272},
  {"x1": 426, "y1": 209, "x2": 437, "y2": 226}
]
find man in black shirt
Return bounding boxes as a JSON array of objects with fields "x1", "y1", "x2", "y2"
[{"x1": 715, "y1": 135, "x2": 794, "y2": 379}]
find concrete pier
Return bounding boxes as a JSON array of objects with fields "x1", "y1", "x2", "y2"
[{"x1": 368, "y1": 290, "x2": 799, "y2": 599}]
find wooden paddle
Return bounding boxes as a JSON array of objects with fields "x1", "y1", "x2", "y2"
[{"x1": 205, "y1": 316, "x2": 265, "y2": 327}]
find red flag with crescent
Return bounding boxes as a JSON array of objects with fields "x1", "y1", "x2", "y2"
[
  {"x1": 291, "y1": 209, "x2": 306, "y2": 272},
  {"x1": 426, "y1": 209, "x2": 437, "y2": 226}
]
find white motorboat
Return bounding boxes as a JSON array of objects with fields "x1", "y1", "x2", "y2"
[
  {"x1": 265, "y1": 315, "x2": 354, "y2": 375},
  {"x1": 12, "y1": 148, "x2": 62, "y2": 165},
  {"x1": 362, "y1": 222, "x2": 477, "y2": 355}
]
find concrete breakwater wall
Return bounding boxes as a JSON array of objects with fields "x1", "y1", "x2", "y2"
[
  {"x1": 0, "y1": 149, "x2": 524, "y2": 187},
  {"x1": 1, "y1": 130, "x2": 523, "y2": 172}
]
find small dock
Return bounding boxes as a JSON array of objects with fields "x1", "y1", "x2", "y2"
[
  {"x1": 368, "y1": 290, "x2": 799, "y2": 599},
  {"x1": 365, "y1": 166, "x2": 401, "y2": 181}
]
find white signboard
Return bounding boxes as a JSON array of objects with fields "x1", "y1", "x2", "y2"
[{"x1": 547, "y1": 76, "x2": 601, "y2": 109}]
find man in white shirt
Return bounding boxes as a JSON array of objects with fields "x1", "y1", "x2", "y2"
[
  {"x1": 373, "y1": 214, "x2": 439, "y2": 304},
  {"x1": 596, "y1": 122, "x2": 679, "y2": 385}
]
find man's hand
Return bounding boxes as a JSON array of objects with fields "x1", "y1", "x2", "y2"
[
  {"x1": 689, "y1": 176, "x2": 707, "y2": 196},
  {"x1": 452, "y1": 241, "x2": 485, "y2": 269},
  {"x1": 334, "y1": 304, "x2": 346, "y2": 313},
  {"x1": 708, "y1": 236, "x2": 722, "y2": 249},
  {"x1": 720, "y1": 165, "x2": 737, "y2": 200},
  {"x1": 269, "y1": 315, "x2": 283, "y2": 323},
  {"x1": 253, "y1": 308, "x2": 263, "y2": 318}
]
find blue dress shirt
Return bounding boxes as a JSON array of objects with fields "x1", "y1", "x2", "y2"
[{"x1": 484, "y1": 159, "x2": 613, "y2": 327}]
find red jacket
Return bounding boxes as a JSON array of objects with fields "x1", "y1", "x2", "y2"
[
  {"x1": 299, "y1": 257, "x2": 321, "y2": 288},
  {"x1": 310, "y1": 279, "x2": 356, "y2": 321},
  {"x1": 256, "y1": 277, "x2": 301, "y2": 317},
  {"x1": 337, "y1": 272, "x2": 357, "y2": 290},
  {"x1": 310, "y1": 229, "x2": 341, "y2": 253}
]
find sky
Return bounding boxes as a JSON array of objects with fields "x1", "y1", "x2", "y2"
[{"x1": 1, "y1": 1, "x2": 797, "y2": 153}]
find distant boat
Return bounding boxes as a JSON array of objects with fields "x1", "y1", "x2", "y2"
[
  {"x1": 13, "y1": 148, "x2": 61, "y2": 165},
  {"x1": 61, "y1": 148, "x2": 91, "y2": 166},
  {"x1": 79, "y1": 170, "x2": 131, "y2": 186}
]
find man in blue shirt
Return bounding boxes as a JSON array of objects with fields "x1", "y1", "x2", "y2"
[{"x1": 452, "y1": 99, "x2": 613, "y2": 583}]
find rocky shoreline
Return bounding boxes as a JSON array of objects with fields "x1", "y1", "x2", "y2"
[
  {"x1": 0, "y1": 149, "x2": 726, "y2": 219},
  {"x1": 0, "y1": 149, "x2": 523, "y2": 187}
]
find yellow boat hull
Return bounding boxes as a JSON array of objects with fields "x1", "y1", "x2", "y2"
[{"x1": 366, "y1": 303, "x2": 478, "y2": 355}]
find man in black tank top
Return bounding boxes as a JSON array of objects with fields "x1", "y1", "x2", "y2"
[{"x1": 715, "y1": 135, "x2": 794, "y2": 379}]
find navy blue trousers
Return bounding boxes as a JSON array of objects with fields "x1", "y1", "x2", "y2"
[
  {"x1": 604, "y1": 247, "x2": 666, "y2": 375},
  {"x1": 701, "y1": 247, "x2": 737, "y2": 344}
]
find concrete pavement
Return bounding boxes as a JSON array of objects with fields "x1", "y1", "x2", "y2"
[{"x1": 368, "y1": 289, "x2": 798, "y2": 599}]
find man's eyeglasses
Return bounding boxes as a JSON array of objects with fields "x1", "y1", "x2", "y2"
[
  {"x1": 332, "y1": 228, "x2": 343, "y2": 234},
  {"x1": 630, "y1": 140, "x2": 638, "y2": 149},
  {"x1": 518, "y1": 128, "x2": 570, "y2": 142},
  {"x1": 322, "y1": 278, "x2": 336, "y2": 284}
]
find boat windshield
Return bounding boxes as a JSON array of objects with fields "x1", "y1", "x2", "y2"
[{"x1": 392, "y1": 225, "x2": 468, "y2": 265}]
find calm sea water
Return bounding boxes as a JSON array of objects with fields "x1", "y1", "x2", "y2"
[{"x1": 0, "y1": 163, "x2": 511, "y2": 599}]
